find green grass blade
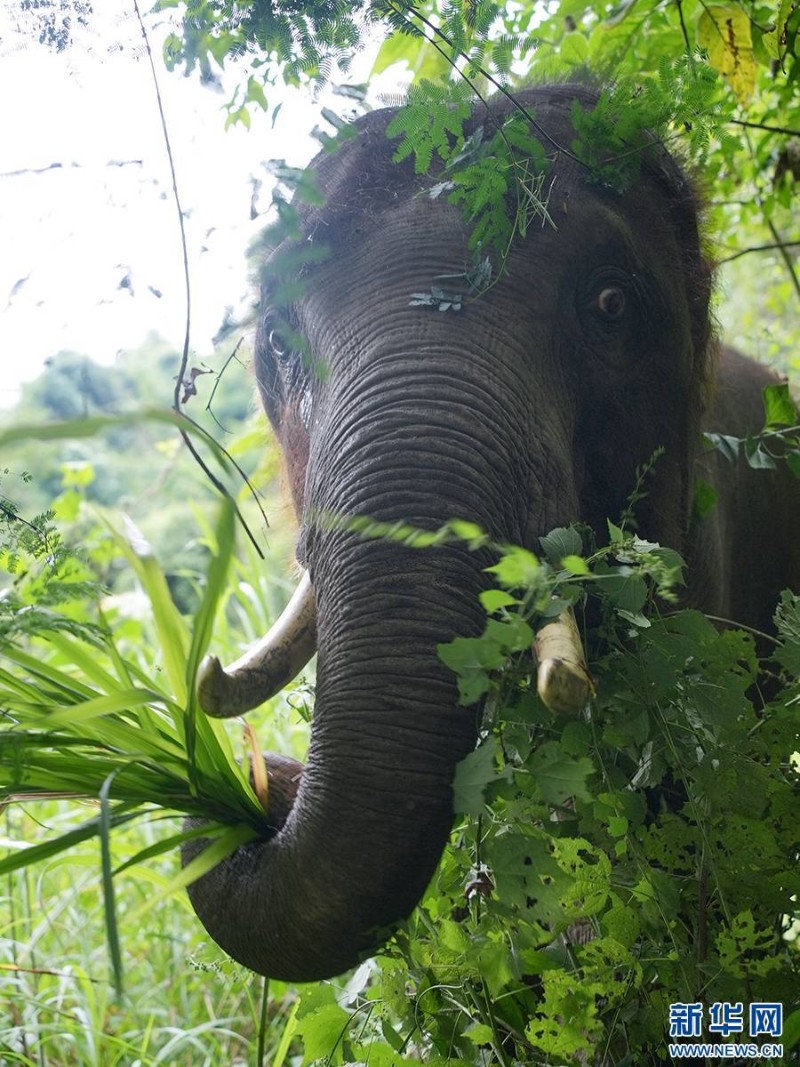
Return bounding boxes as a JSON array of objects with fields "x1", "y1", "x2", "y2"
[
  {"x1": 112, "y1": 821, "x2": 226, "y2": 876},
  {"x1": 104, "y1": 515, "x2": 189, "y2": 703},
  {"x1": 0, "y1": 806, "x2": 142, "y2": 876},
  {"x1": 45, "y1": 632, "x2": 133, "y2": 694},
  {"x1": 0, "y1": 647, "x2": 97, "y2": 702},
  {"x1": 183, "y1": 498, "x2": 237, "y2": 789},
  {"x1": 129, "y1": 822, "x2": 258, "y2": 922},
  {"x1": 0, "y1": 409, "x2": 233, "y2": 466},
  {"x1": 99, "y1": 772, "x2": 124, "y2": 996},
  {"x1": 41, "y1": 688, "x2": 166, "y2": 728},
  {"x1": 186, "y1": 497, "x2": 237, "y2": 690}
]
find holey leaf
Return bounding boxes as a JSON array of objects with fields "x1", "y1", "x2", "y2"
[{"x1": 697, "y1": 5, "x2": 756, "y2": 103}]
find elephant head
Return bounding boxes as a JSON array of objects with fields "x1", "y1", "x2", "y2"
[{"x1": 184, "y1": 84, "x2": 714, "y2": 981}]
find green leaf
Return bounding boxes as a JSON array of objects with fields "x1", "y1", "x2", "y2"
[
  {"x1": 386, "y1": 81, "x2": 471, "y2": 174},
  {"x1": 42, "y1": 688, "x2": 165, "y2": 728},
  {"x1": 297, "y1": 1002, "x2": 351, "y2": 1064},
  {"x1": 464, "y1": 1022, "x2": 494, "y2": 1044},
  {"x1": 529, "y1": 741, "x2": 594, "y2": 804},
  {"x1": 560, "y1": 32, "x2": 589, "y2": 65},
  {"x1": 744, "y1": 438, "x2": 777, "y2": 469},
  {"x1": 784, "y1": 1008, "x2": 800, "y2": 1052},
  {"x1": 438, "y1": 634, "x2": 503, "y2": 704},
  {"x1": 486, "y1": 546, "x2": 540, "y2": 588},
  {"x1": 762, "y1": 0, "x2": 794, "y2": 59},
  {"x1": 787, "y1": 450, "x2": 800, "y2": 479},
  {"x1": 479, "y1": 588, "x2": 519, "y2": 613},
  {"x1": 602, "y1": 569, "x2": 648, "y2": 615},
  {"x1": 762, "y1": 382, "x2": 797, "y2": 427},
  {"x1": 561, "y1": 554, "x2": 589, "y2": 575},
  {"x1": 111, "y1": 516, "x2": 189, "y2": 703},
  {"x1": 372, "y1": 31, "x2": 451, "y2": 82},
  {"x1": 539, "y1": 526, "x2": 583, "y2": 565},
  {"x1": 693, "y1": 478, "x2": 718, "y2": 519},
  {"x1": 703, "y1": 432, "x2": 742, "y2": 462},
  {"x1": 0, "y1": 807, "x2": 142, "y2": 877},
  {"x1": 453, "y1": 737, "x2": 510, "y2": 815}
]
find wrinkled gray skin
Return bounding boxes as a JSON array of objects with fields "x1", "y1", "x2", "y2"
[{"x1": 184, "y1": 85, "x2": 800, "y2": 981}]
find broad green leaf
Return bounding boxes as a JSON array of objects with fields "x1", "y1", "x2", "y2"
[
  {"x1": 486, "y1": 546, "x2": 540, "y2": 588},
  {"x1": 453, "y1": 737, "x2": 510, "y2": 815},
  {"x1": 561, "y1": 554, "x2": 589, "y2": 575},
  {"x1": 479, "y1": 588, "x2": 519, "y2": 613},
  {"x1": 438, "y1": 635, "x2": 498, "y2": 704},
  {"x1": 297, "y1": 1002, "x2": 351, "y2": 1064},
  {"x1": 703, "y1": 431, "x2": 742, "y2": 462},
  {"x1": 787, "y1": 450, "x2": 800, "y2": 479},
  {"x1": 762, "y1": 382, "x2": 797, "y2": 427},
  {"x1": 539, "y1": 526, "x2": 583, "y2": 565},
  {"x1": 560, "y1": 32, "x2": 589, "y2": 65},
  {"x1": 528, "y1": 741, "x2": 594, "y2": 804},
  {"x1": 372, "y1": 31, "x2": 451, "y2": 83},
  {"x1": 744, "y1": 438, "x2": 777, "y2": 469}
]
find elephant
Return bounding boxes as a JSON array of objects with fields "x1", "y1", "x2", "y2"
[{"x1": 183, "y1": 83, "x2": 800, "y2": 982}]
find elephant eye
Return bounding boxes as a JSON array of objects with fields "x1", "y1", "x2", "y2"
[
  {"x1": 593, "y1": 286, "x2": 626, "y2": 321},
  {"x1": 268, "y1": 329, "x2": 292, "y2": 363}
]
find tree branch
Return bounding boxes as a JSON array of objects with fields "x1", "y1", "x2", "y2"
[
  {"x1": 717, "y1": 239, "x2": 800, "y2": 264},
  {"x1": 731, "y1": 118, "x2": 800, "y2": 138}
]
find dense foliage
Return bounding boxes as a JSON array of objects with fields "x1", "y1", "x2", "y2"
[
  {"x1": 158, "y1": 0, "x2": 800, "y2": 362},
  {"x1": 3, "y1": 0, "x2": 800, "y2": 1063}
]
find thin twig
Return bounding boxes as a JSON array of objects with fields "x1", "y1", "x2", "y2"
[
  {"x1": 731, "y1": 118, "x2": 800, "y2": 138},
  {"x1": 718, "y1": 239, "x2": 800, "y2": 264},
  {"x1": 1, "y1": 159, "x2": 143, "y2": 178},
  {"x1": 205, "y1": 337, "x2": 246, "y2": 435},
  {"x1": 767, "y1": 219, "x2": 800, "y2": 300},
  {"x1": 674, "y1": 0, "x2": 693, "y2": 55},
  {"x1": 132, "y1": 2, "x2": 265, "y2": 556}
]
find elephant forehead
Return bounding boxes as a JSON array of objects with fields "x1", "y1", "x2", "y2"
[{"x1": 283, "y1": 185, "x2": 683, "y2": 343}]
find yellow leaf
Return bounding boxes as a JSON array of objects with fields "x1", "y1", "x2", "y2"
[{"x1": 697, "y1": 5, "x2": 756, "y2": 102}]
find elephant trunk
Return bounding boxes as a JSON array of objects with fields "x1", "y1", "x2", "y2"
[
  {"x1": 184, "y1": 536, "x2": 487, "y2": 980},
  {"x1": 185, "y1": 346, "x2": 534, "y2": 980}
]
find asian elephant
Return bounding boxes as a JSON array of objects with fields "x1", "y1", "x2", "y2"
[{"x1": 183, "y1": 84, "x2": 800, "y2": 981}]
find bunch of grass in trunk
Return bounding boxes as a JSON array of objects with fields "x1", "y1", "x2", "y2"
[{"x1": 0, "y1": 500, "x2": 268, "y2": 992}]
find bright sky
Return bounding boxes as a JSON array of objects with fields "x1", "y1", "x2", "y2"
[{"x1": 0, "y1": 7, "x2": 396, "y2": 410}]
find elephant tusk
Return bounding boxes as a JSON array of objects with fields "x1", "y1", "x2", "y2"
[
  {"x1": 534, "y1": 606, "x2": 594, "y2": 714},
  {"x1": 197, "y1": 571, "x2": 317, "y2": 718}
]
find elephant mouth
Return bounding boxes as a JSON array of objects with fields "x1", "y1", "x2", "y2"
[{"x1": 197, "y1": 568, "x2": 591, "y2": 719}]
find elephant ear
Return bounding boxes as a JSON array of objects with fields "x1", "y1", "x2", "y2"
[
  {"x1": 635, "y1": 141, "x2": 717, "y2": 547},
  {"x1": 645, "y1": 143, "x2": 716, "y2": 396}
]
